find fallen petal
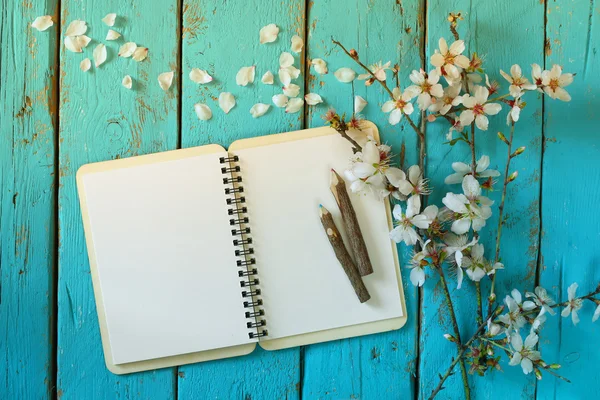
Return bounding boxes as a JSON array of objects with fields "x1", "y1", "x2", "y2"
[
  {"x1": 250, "y1": 103, "x2": 270, "y2": 118},
  {"x1": 272, "y1": 94, "x2": 288, "y2": 108},
  {"x1": 285, "y1": 97, "x2": 304, "y2": 113},
  {"x1": 283, "y1": 83, "x2": 300, "y2": 97},
  {"x1": 355, "y1": 95, "x2": 367, "y2": 113},
  {"x1": 259, "y1": 23, "x2": 279, "y2": 44},
  {"x1": 279, "y1": 52, "x2": 294, "y2": 68},
  {"x1": 189, "y1": 68, "x2": 213, "y2": 84},
  {"x1": 305, "y1": 93, "x2": 323, "y2": 105},
  {"x1": 65, "y1": 20, "x2": 87, "y2": 37},
  {"x1": 291, "y1": 35, "x2": 303, "y2": 53},
  {"x1": 132, "y1": 47, "x2": 148, "y2": 62},
  {"x1": 334, "y1": 67, "x2": 356, "y2": 83},
  {"x1": 261, "y1": 71, "x2": 274, "y2": 84},
  {"x1": 311, "y1": 58, "x2": 328, "y2": 75},
  {"x1": 106, "y1": 29, "x2": 121, "y2": 40},
  {"x1": 194, "y1": 103, "x2": 212, "y2": 120},
  {"x1": 122, "y1": 75, "x2": 133, "y2": 89},
  {"x1": 93, "y1": 44, "x2": 107, "y2": 67},
  {"x1": 32, "y1": 16, "x2": 53, "y2": 31},
  {"x1": 64, "y1": 36, "x2": 82, "y2": 52},
  {"x1": 119, "y1": 42, "x2": 137, "y2": 57},
  {"x1": 278, "y1": 69, "x2": 291, "y2": 86},
  {"x1": 218, "y1": 92, "x2": 236, "y2": 113},
  {"x1": 102, "y1": 13, "x2": 117, "y2": 27},
  {"x1": 236, "y1": 66, "x2": 255, "y2": 86},
  {"x1": 158, "y1": 71, "x2": 174, "y2": 91},
  {"x1": 78, "y1": 35, "x2": 91, "y2": 48},
  {"x1": 80, "y1": 58, "x2": 91, "y2": 72}
]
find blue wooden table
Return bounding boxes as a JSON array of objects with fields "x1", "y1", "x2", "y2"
[{"x1": 1, "y1": 0, "x2": 599, "y2": 398}]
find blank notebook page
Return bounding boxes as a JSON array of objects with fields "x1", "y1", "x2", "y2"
[
  {"x1": 235, "y1": 133, "x2": 404, "y2": 340},
  {"x1": 80, "y1": 151, "x2": 254, "y2": 365}
]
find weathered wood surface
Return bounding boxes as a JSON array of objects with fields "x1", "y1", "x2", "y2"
[{"x1": 0, "y1": 0, "x2": 598, "y2": 399}]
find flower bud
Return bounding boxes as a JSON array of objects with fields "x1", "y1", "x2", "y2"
[
  {"x1": 349, "y1": 49, "x2": 358, "y2": 59},
  {"x1": 365, "y1": 77, "x2": 376, "y2": 86},
  {"x1": 497, "y1": 131, "x2": 510, "y2": 145},
  {"x1": 534, "y1": 367, "x2": 543, "y2": 380},
  {"x1": 443, "y1": 333, "x2": 457, "y2": 343},
  {"x1": 549, "y1": 363, "x2": 561, "y2": 369},
  {"x1": 427, "y1": 114, "x2": 437, "y2": 122},
  {"x1": 488, "y1": 293, "x2": 497, "y2": 303},
  {"x1": 508, "y1": 171, "x2": 518, "y2": 182},
  {"x1": 511, "y1": 146, "x2": 526, "y2": 157}
]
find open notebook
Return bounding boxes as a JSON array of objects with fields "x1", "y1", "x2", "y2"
[{"x1": 77, "y1": 121, "x2": 407, "y2": 374}]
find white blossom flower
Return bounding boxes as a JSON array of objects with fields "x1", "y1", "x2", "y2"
[
  {"x1": 429, "y1": 84, "x2": 462, "y2": 115},
  {"x1": 93, "y1": 44, "x2": 107, "y2": 68},
  {"x1": 283, "y1": 84, "x2": 300, "y2": 98},
  {"x1": 447, "y1": 115, "x2": 464, "y2": 140},
  {"x1": 506, "y1": 97, "x2": 524, "y2": 125},
  {"x1": 272, "y1": 94, "x2": 288, "y2": 108},
  {"x1": 311, "y1": 58, "x2": 328, "y2": 75},
  {"x1": 334, "y1": 68, "x2": 356, "y2": 83},
  {"x1": 593, "y1": 303, "x2": 600, "y2": 323},
  {"x1": 459, "y1": 86, "x2": 502, "y2": 131},
  {"x1": 509, "y1": 332, "x2": 541, "y2": 375},
  {"x1": 430, "y1": 38, "x2": 470, "y2": 81},
  {"x1": 541, "y1": 64, "x2": 573, "y2": 101},
  {"x1": 189, "y1": 68, "x2": 213, "y2": 84},
  {"x1": 261, "y1": 71, "x2": 274, "y2": 85},
  {"x1": 381, "y1": 88, "x2": 415, "y2": 125},
  {"x1": 106, "y1": 29, "x2": 121, "y2": 40},
  {"x1": 445, "y1": 155, "x2": 500, "y2": 184},
  {"x1": 119, "y1": 42, "x2": 137, "y2": 58},
  {"x1": 458, "y1": 243, "x2": 486, "y2": 284},
  {"x1": 442, "y1": 175, "x2": 494, "y2": 234},
  {"x1": 526, "y1": 286, "x2": 556, "y2": 316},
  {"x1": 158, "y1": 71, "x2": 174, "y2": 91},
  {"x1": 65, "y1": 20, "x2": 87, "y2": 37},
  {"x1": 406, "y1": 240, "x2": 435, "y2": 287},
  {"x1": 561, "y1": 282, "x2": 583, "y2": 325},
  {"x1": 358, "y1": 61, "x2": 391, "y2": 81},
  {"x1": 194, "y1": 103, "x2": 212, "y2": 120},
  {"x1": 530, "y1": 313, "x2": 547, "y2": 333},
  {"x1": 487, "y1": 318, "x2": 502, "y2": 336},
  {"x1": 390, "y1": 196, "x2": 437, "y2": 246},
  {"x1": 250, "y1": 103, "x2": 270, "y2": 118},
  {"x1": 122, "y1": 75, "x2": 132, "y2": 89},
  {"x1": 285, "y1": 97, "x2": 304, "y2": 113},
  {"x1": 32, "y1": 16, "x2": 53, "y2": 31},
  {"x1": 406, "y1": 69, "x2": 444, "y2": 110},
  {"x1": 291, "y1": 35, "x2": 303, "y2": 53},
  {"x1": 499, "y1": 289, "x2": 536, "y2": 332},
  {"x1": 259, "y1": 23, "x2": 279, "y2": 44},
  {"x1": 102, "y1": 13, "x2": 116, "y2": 27},
  {"x1": 531, "y1": 63, "x2": 544, "y2": 89},
  {"x1": 390, "y1": 165, "x2": 430, "y2": 207},
  {"x1": 80, "y1": 58, "x2": 91, "y2": 72},
  {"x1": 344, "y1": 140, "x2": 392, "y2": 198},
  {"x1": 218, "y1": 92, "x2": 236, "y2": 113},
  {"x1": 305, "y1": 93, "x2": 323, "y2": 105},
  {"x1": 354, "y1": 95, "x2": 367, "y2": 113},
  {"x1": 500, "y1": 64, "x2": 537, "y2": 98},
  {"x1": 236, "y1": 66, "x2": 255, "y2": 86}
]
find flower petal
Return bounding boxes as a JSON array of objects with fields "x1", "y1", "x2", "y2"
[
  {"x1": 272, "y1": 94, "x2": 289, "y2": 108},
  {"x1": 261, "y1": 71, "x2": 274, "y2": 84},
  {"x1": 158, "y1": 71, "x2": 174, "y2": 91},
  {"x1": 283, "y1": 83, "x2": 300, "y2": 98},
  {"x1": 218, "y1": 92, "x2": 236, "y2": 113},
  {"x1": 80, "y1": 58, "x2": 91, "y2": 72},
  {"x1": 285, "y1": 97, "x2": 304, "y2": 113},
  {"x1": 305, "y1": 93, "x2": 323, "y2": 105},
  {"x1": 132, "y1": 47, "x2": 148, "y2": 62},
  {"x1": 122, "y1": 75, "x2": 133, "y2": 89},
  {"x1": 194, "y1": 103, "x2": 212, "y2": 120},
  {"x1": 106, "y1": 29, "x2": 121, "y2": 40},
  {"x1": 475, "y1": 114, "x2": 489, "y2": 131},
  {"x1": 483, "y1": 103, "x2": 502, "y2": 116},
  {"x1": 355, "y1": 95, "x2": 367, "y2": 113},
  {"x1": 279, "y1": 52, "x2": 294, "y2": 68},
  {"x1": 236, "y1": 66, "x2": 255, "y2": 86},
  {"x1": 65, "y1": 20, "x2": 87, "y2": 37},
  {"x1": 410, "y1": 267, "x2": 426, "y2": 287},
  {"x1": 334, "y1": 68, "x2": 356, "y2": 83},
  {"x1": 189, "y1": 68, "x2": 213, "y2": 84},
  {"x1": 259, "y1": 23, "x2": 279, "y2": 44},
  {"x1": 250, "y1": 103, "x2": 270, "y2": 118},
  {"x1": 311, "y1": 58, "x2": 328, "y2": 74},
  {"x1": 279, "y1": 69, "x2": 292, "y2": 86},
  {"x1": 119, "y1": 42, "x2": 137, "y2": 57},
  {"x1": 102, "y1": 13, "x2": 116, "y2": 27},
  {"x1": 32, "y1": 16, "x2": 54, "y2": 31},
  {"x1": 291, "y1": 35, "x2": 303, "y2": 53},
  {"x1": 93, "y1": 44, "x2": 107, "y2": 68}
]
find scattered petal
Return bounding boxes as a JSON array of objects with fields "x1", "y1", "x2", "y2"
[
  {"x1": 283, "y1": 84, "x2": 300, "y2": 97},
  {"x1": 158, "y1": 71, "x2": 174, "y2": 91},
  {"x1": 261, "y1": 71, "x2": 274, "y2": 85},
  {"x1": 65, "y1": 20, "x2": 87, "y2": 37},
  {"x1": 279, "y1": 52, "x2": 294, "y2": 68},
  {"x1": 272, "y1": 94, "x2": 288, "y2": 108},
  {"x1": 93, "y1": 44, "x2": 107, "y2": 67},
  {"x1": 311, "y1": 58, "x2": 328, "y2": 75},
  {"x1": 80, "y1": 58, "x2": 91, "y2": 72},
  {"x1": 291, "y1": 35, "x2": 303, "y2": 53},
  {"x1": 250, "y1": 103, "x2": 270, "y2": 118},
  {"x1": 64, "y1": 35, "x2": 91, "y2": 53},
  {"x1": 355, "y1": 95, "x2": 367, "y2": 113},
  {"x1": 102, "y1": 13, "x2": 117, "y2": 27},
  {"x1": 189, "y1": 68, "x2": 213, "y2": 84},
  {"x1": 106, "y1": 29, "x2": 121, "y2": 40},
  {"x1": 194, "y1": 103, "x2": 212, "y2": 120},
  {"x1": 32, "y1": 16, "x2": 53, "y2": 31},
  {"x1": 305, "y1": 93, "x2": 323, "y2": 105},
  {"x1": 259, "y1": 23, "x2": 279, "y2": 44},
  {"x1": 132, "y1": 47, "x2": 148, "y2": 62},
  {"x1": 218, "y1": 92, "x2": 236, "y2": 113},
  {"x1": 236, "y1": 66, "x2": 256, "y2": 86},
  {"x1": 334, "y1": 67, "x2": 356, "y2": 83},
  {"x1": 119, "y1": 42, "x2": 137, "y2": 57},
  {"x1": 278, "y1": 68, "x2": 292, "y2": 86},
  {"x1": 285, "y1": 97, "x2": 304, "y2": 113},
  {"x1": 122, "y1": 75, "x2": 132, "y2": 89}
]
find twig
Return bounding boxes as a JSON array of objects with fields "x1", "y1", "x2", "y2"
[{"x1": 475, "y1": 281, "x2": 483, "y2": 326}]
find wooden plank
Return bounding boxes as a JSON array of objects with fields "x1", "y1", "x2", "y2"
[
  {"x1": 303, "y1": 1, "x2": 424, "y2": 398},
  {"x1": 421, "y1": 1, "x2": 544, "y2": 398},
  {"x1": 56, "y1": 1, "x2": 180, "y2": 397},
  {"x1": 177, "y1": 1, "x2": 304, "y2": 398},
  {"x1": 538, "y1": 0, "x2": 600, "y2": 398},
  {"x1": 0, "y1": 1, "x2": 59, "y2": 398}
]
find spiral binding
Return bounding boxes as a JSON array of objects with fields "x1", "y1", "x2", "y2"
[{"x1": 220, "y1": 154, "x2": 268, "y2": 340}]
